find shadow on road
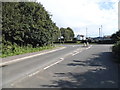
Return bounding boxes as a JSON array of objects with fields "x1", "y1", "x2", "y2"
[{"x1": 41, "y1": 52, "x2": 119, "y2": 88}]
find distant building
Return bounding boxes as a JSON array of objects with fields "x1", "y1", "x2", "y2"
[
  {"x1": 91, "y1": 35, "x2": 113, "y2": 43},
  {"x1": 91, "y1": 37, "x2": 103, "y2": 42},
  {"x1": 77, "y1": 35, "x2": 85, "y2": 40},
  {"x1": 103, "y1": 36, "x2": 111, "y2": 40}
]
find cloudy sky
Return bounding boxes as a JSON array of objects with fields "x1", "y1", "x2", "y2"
[{"x1": 37, "y1": 0, "x2": 119, "y2": 37}]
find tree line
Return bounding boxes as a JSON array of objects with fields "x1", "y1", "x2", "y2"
[
  {"x1": 2, "y1": 2, "x2": 74, "y2": 48},
  {"x1": 111, "y1": 30, "x2": 120, "y2": 60},
  {"x1": 111, "y1": 30, "x2": 120, "y2": 42}
]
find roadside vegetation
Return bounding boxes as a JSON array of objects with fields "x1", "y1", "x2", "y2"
[
  {"x1": 1, "y1": 2, "x2": 74, "y2": 58},
  {"x1": 112, "y1": 41, "x2": 120, "y2": 60},
  {"x1": 111, "y1": 30, "x2": 120, "y2": 61},
  {"x1": 0, "y1": 43, "x2": 56, "y2": 58}
]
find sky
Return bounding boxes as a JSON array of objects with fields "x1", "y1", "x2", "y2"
[{"x1": 37, "y1": 0, "x2": 119, "y2": 37}]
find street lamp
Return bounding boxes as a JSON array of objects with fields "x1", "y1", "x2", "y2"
[
  {"x1": 86, "y1": 27, "x2": 88, "y2": 39},
  {"x1": 99, "y1": 28, "x2": 101, "y2": 37},
  {"x1": 101, "y1": 25, "x2": 102, "y2": 37}
]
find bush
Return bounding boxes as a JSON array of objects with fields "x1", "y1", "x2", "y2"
[
  {"x1": 2, "y1": 2, "x2": 60, "y2": 48},
  {"x1": 112, "y1": 41, "x2": 120, "y2": 60},
  {"x1": 0, "y1": 43, "x2": 56, "y2": 58}
]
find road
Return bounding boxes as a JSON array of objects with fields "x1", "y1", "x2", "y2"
[{"x1": 1, "y1": 44, "x2": 119, "y2": 88}]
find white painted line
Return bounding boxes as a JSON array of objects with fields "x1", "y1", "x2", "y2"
[
  {"x1": 72, "y1": 45, "x2": 92, "y2": 56},
  {"x1": 10, "y1": 45, "x2": 93, "y2": 85},
  {"x1": 28, "y1": 58, "x2": 64, "y2": 77},
  {"x1": 11, "y1": 76, "x2": 27, "y2": 86},
  {"x1": 72, "y1": 51, "x2": 81, "y2": 56},
  {"x1": 86, "y1": 45, "x2": 92, "y2": 49},
  {"x1": 44, "y1": 59, "x2": 64, "y2": 70},
  {"x1": 0, "y1": 47, "x2": 66, "y2": 67},
  {"x1": 28, "y1": 70, "x2": 40, "y2": 77},
  {"x1": 11, "y1": 45, "x2": 93, "y2": 84}
]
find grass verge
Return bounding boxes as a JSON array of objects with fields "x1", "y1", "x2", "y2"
[{"x1": 0, "y1": 44, "x2": 58, "y2": 58}]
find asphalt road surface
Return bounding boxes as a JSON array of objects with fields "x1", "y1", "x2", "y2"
[{"x1": 1, "y1": 44, "x2": 120, "y2": 88}]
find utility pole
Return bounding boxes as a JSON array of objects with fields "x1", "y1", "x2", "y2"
[
  {"x1": 99, "y1": 28, "x2": 101, "y2": 37},
  {"x1": 101, "y1": 25, "x2": 102, "y2": 37},
  {"x1": 86, "y1": 27, "x2": 88, "y2": 39}
]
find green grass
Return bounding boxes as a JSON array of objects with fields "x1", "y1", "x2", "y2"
[{"x1": 0, "y1": 44, "x2": 58, "y2": 58}]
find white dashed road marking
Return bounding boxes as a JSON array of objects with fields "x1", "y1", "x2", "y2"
[
  {"x1": 11, "y1": 45, "x2": 93, "y2": 86},
  {"x1": 43, "y1": 58, "x2": 64, "y2": 70}
]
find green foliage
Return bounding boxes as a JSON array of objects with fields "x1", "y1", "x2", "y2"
[
  {"x1": 0, "y1": 43, "x2": 56, "y2": 58},
  {"x1": 1, "y1": 2, "x2": 75, "y2": 58},
  {"x1": 111, "y1": 30, "x2": 120, "y2": 42},
  {"x1": 2, "y1": 2, "x2": 60, "y2": 47},
  {"x1": 112, "y1": 41, "x2": 120, "y2": 60},
  {"x1": 60, "y1": 27, "x2": 74, "y2": 41},
  {"x1": 111, "y1": 30, "x2": 120, "y2": 61}
]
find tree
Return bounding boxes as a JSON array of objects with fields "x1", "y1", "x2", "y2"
[
  {"x1": 111, "y1": 30, "x2": 120, "y2": 42},
  {"x1": 2, "y1": 2, "x2": 60, "y2": 47},
  {"x1": 66, "y1": 27, "x2": 74, "y2": 40},
  {"x1": 60, "y1": 27, "x2": 74, "y2": 41}
]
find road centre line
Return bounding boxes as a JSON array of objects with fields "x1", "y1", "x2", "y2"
[
  {"x1": 1, "y1": 45, "x2": 89, "y2": 67},
  {"x1": 28, "y1": 45, "x2": 93, "y2": 77},
  {"x1": 28, "y1": 58, "x2": 64, "y2": 77},
  {"x1": 27, "y1": 45, "x2": 92, "y2": 77},
  {"x1": 11, "y1": 76, "x2": 27, "y2": 87},
  {"x1": 72, "y1": 51, "x2": 81, "y2": 56},
  {"x1": 8, "y1": 45, "x2": 94, "y2": 87},
  {"x1": 72, "y1": 45, "x2": 92, "y2": 56},
  {"x1": 11, "y1": 58, "x2": 65, "y2": 85},
  {"x1": 11, "y1": 45, "x2": 93, "y2": 85},
  {"x1": 43, "y1": 58, "x2": 64, "y2": 70},
  {"x1": 0, "y1": 47, "x2": 66, "y2": 67},
  {"x1": 28, "y1": 70, "x2": 40, "y2": 77}
]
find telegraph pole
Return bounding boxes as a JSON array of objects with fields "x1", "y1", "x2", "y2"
[
  {"x1": 99, "y1": 28, "x2": 101, "y2": 37},
  {"x1": 86, "y1": 27, "x2": 88, "y2": 39},
  {"x1": 101, "y1": 25, "x2": 102, "y2": 37}
]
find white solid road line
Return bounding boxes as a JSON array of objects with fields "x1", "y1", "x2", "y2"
[
  {"x1": 28, "y1": 58, "x2": 64, "y2": 77},
  {"x1": 23, "y1": 45, "x2": 93, "y2": 78},
  {"x1": 11, "y1": 58, "x2": 65, "y2": 86},
  {"x1": 28, "y1": 70, "x2": 40, "y2": 77},
  {"x1": 43, "y1": 58, "x2": 64, "y2": 70},
  {"x1": 72, "y1": 51, "x2": 82, "y2": 56},
  {"x1": 0, "y1": 47, "x2": 66, "y2": 67},
  {"x1": 72, "y1": 45, "x2": 92, "y2": 56},
  {"x1": 1, "y1": 45, "x2": 93, "y2": 67},
  {"x1": 11, "y1": 45, "x2": 93, "y2": 86}
]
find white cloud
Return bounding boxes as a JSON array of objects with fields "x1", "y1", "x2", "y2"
[{"x1": 37, "y1": 0, "x2": 118, "y2": 37}]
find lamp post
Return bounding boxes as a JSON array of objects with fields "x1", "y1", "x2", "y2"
[
  {"x1": 101, "y1": 25, "x2": 102, "y2": 37},
  {"x1": 86, "y1": 27, "x2": 88, "y2": 39},
  {"x1": 99, "y1": 28, "x2": 101, "y2": 37}
]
